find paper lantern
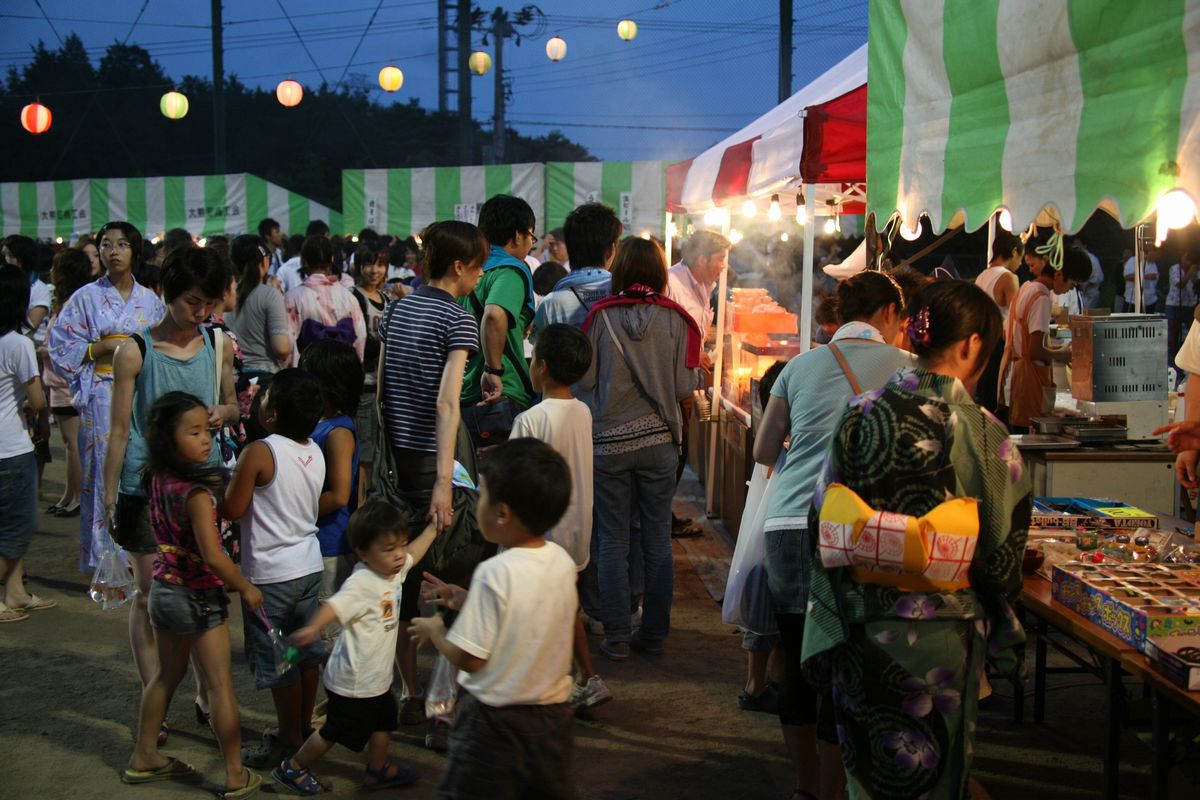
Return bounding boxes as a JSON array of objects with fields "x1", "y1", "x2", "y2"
[
  {"x1": 546, "y1": 36, "x2": 567, "y2": 62},
  {"x1": 276, "y1": 79, "x2": 303, "y2": 108},
  {"x1": 20, "y1": 102, "x2": 51, "y2": 135},
  {"x1": 378, "y1": 66, "x2": 403, "y2": 92},
  {"x1": 617, "y1": 19, "x2": 638, "y2": 41},
  {"x1": 469, "y1": 51, "x2": 492, "y2": 76},
  {"x1": 160, "y1": 91, "x2": 189, "y2": 120}
]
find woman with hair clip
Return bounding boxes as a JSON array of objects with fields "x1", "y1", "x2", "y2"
[
  {"x1": 48, "y1": 221, "x2": 164, "y2": 573},
  {"x1": 802, "y1": 280, "x2": 1032, "y2": 800},
  {"x1": 753, "y1": 270, "x2": 913, "y2": 800}
]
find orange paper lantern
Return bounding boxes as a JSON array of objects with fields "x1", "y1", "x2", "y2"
[
  {"x1": 20, "y1": 102, "x2": 52, "y2": 135},
  {"x1": 276, "y1": 79, "x2": 303, "y2": 108}
]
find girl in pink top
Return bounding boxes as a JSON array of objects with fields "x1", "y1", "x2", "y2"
[{"x1": 284, "y1": 236, "x2": 365, "y2": 365}]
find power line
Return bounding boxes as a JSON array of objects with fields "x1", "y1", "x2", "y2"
[
  {"x1": 123, "y1": 1, "x2": 153, "y2": 45},
  {"x1": 0, "y1": 12, "x2": 206, "y2": 30},
  {"x1": 333, "y1": 0, "x2": 386, "y2": 91},
  {"x1": 273, "y1": 0, "x2": 330, "y2": 83},
  {"x1": 31, "y1": 0, "x2": 65, "y2": 46},
  {"x1": 507, "y1": 119, "x2": 737, "y2": 133}
]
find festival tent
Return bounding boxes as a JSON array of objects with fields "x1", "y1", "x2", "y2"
[
  {"x1": 0, "y1": 174, "x2": 341, "y2": 239},
  {"x1": 544, "y1": 161, "x2": 667, "y2": 237},
  {"x1": 867, "y1": 1, "x2": 1200, "y2": 237},
  {"x1": 341, "y1": 163, "x2": 544, "y2": 237}
]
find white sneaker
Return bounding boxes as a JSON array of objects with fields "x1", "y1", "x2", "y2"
[{"x1": 572, "y1": 675, "x2": 614, "y2": 710}]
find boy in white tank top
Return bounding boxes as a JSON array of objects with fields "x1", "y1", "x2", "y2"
[{"x1": 221, "y1": 368, "x2": 328, "y2": 768}]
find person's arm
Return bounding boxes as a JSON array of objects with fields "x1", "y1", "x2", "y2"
[
  {"x1": 753, "y1": 395, "x2": 790, "y2": 466},
  {"x1": 995, "y1": 271, "x2": 1019, "y2": 309},
  {"x1": 26, "y1": 305, "x2": 47, "y2": 334},
  {"x1": 317, "y1": 426, "x2": 356, "y2": 516},
  {"x1": 23, "y1": 375, "x2": 45, "y2": 415},
  {"x1": 478, "y1": 303, "x2": 509, "y2": 405},
  {"x1": 420, "y1": 571, "x2": 468, "y2": 611},
  {"x1": 1029, "y1": 332, "x2": 1071, "y2": 363},
  {"x1": 348, "y1": 292, "x2": 367, "y2": 362},
  {"x1": 220, "y1": 440, "x2": 271, "y2": 520},
  {"x1": 189, "y1": 489, "x2": 263, "y2": 609},
  {"x1": 265, "y1": 290, "x2": 294, "y2": 364},
  {"x1": 407, "y1": 614, "x2": 487, "y2": 672},
  {"x1": 404, "y1": 522, "x2": 441, "y2": 566},
  {"x1": 289, "y1": 602, "x2": 341, "y2": 647},
  {"x1": 674, "y1": 316, "x2": 701, "y2": 399},
  {"x1": 101, "y1": 340, "x2": 143, "y2": 512},
  {"x1": 431, "y1": 349, "x2": 468, "y2": 529},
  {"x1": 207, "y1": 331, "x2": 239, "y2": 430}
]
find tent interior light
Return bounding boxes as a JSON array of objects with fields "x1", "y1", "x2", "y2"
[
  {"x1": 198, "y1": 237, "x2": 207, "y2": 247},
  {"x1": 702, "y1": 207, "x2": 728, "y2": 227},
  {"x1": 666, "y1": 220, "x2": 678, "y2": 238},
  {"x1": 740, "y1": 200, "x2": 757, "y2": 218},
  {"x1": 823, "y1": 217, "x2": 836, "y2": 235},
  {"x1": 795, "y1": 206, "x2": 807, "y2": 225},
  {"x1": 1156, "y1": 189, "x2": 1197, "y2": 245},
  {"x1": 767, "y1": 194, "x2": 782, "y2": 221},
  {"x1": 686, "y1": 223, "x2": 696, "y2": 236},
  {"x1": 728, "y1": 228, "x2": 744, "y2": 245},
  {"x1": 899, "y1": 219, "x2": 923, "y2": 241},
  {"x1": 997, "y1": 209, "x2": 1013, "y2": 231},
  {"x1": 780, "y1": 232, "x2": 789, "y2": 242}
]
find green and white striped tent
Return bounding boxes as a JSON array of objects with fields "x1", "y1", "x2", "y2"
[
  {"x1": 341, "y1": 164, "x2": 544, "y2": 237},
  {"x1": 544, "y1": 161, "x2": 667, "y2": 238},
  {"x1": 867, "y1": 0, "x2": 1200, "y2": 234},
  {"x1": 0, "y1": 174, "x2": 341, "y2": 240}
]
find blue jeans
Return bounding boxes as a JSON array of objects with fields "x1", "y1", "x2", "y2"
[
  {"x1": 594, "y1": 443, "x2": 677, "y2": 643},
  {"x1": 0, "y1": 451, "x2": 37, "y2": 560}
]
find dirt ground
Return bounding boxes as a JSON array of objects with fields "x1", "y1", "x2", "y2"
[{"x1": 2, "y1": 446, "x2": 1197, "y2": 799}]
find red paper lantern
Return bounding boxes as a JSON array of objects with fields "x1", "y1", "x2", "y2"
[
  {"x1": 20, "y1": 102, "x2": 52, "y2": 135},
  {"x1": 276, "y1": 79, "x2": 303, "y2": 108}
]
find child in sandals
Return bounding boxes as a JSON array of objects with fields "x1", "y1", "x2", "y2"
[{"x1": 274, "y1": 499, "x2": 439, "y2": 794}]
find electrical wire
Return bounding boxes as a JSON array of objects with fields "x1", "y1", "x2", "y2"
[
  {"x1": 332, "y1": 0, "x2": 386, "y2": 91},
  {"x1": 507, "y1": 119, "x2": 737, "y2": 133},
  {"x1": 122, "y1": 0, "x2": 152, "y2": 46},
  {"x1": 273, "y1": 0, "x2": 330, "y2": 83},
  {"x1": 31, "y1": 0, "x2": 65, "y2": 46}
]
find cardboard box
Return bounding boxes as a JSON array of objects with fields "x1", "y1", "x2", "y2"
[
  {"x1": 1051, "y1": 562, "x2": 1200, "y2": 652},
  {"x1": 1037, "y1": 497, "x2": 1159, "y2": 530},
  {"x1": 1145, "y1": 633, "x2": 1200, "y2": 691}
]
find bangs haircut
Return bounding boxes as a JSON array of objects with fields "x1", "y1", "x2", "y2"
[
  {"x1": 610, "y1": 237, "x2": 668, "y2": 294},
  {"x1": 161, "y1": 245, "x2": 227, "y2": 303},
  {"x1": 348, "y1": 498, "x2": 410, "y2": 551},
  {"x1": 420, "y1": 220, "x2": 488, "y2": 281}
]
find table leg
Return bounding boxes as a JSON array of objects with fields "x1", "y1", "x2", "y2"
[
  {"x1": 1034, "y1": 617, "x2": 1047, "y2": 724},
  {"x1": 1103, "y1": 656, "x2": 1122, "y2": 800},
  {"x1": 1151, "y1": 690, "x2": 1169, "y2": 800},
  {"x1": 1013, "y1": 606, "x2": 1026, "y2": 724}
]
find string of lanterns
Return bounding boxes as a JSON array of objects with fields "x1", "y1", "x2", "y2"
[{"x1": 15, "y1": 18, "x2": 643, "y2": 132}]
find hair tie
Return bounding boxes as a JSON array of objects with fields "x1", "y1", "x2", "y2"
[{"x1": 907, "y1": 306, "x2": 932, "y2": 348}]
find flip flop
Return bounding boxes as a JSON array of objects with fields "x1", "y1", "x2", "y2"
[
  {"x1": 121, "y1": 756, "x2": 198, "y2": 784},
  {"x1": 0, "y1": 603, "x2": 28, "y2": 623},
  {"x1": 18, "y1": 595, "x2": 56, "y2": 611},
  {"x1": 219, "y1": 768, "x2": 263, "y2": 799}
]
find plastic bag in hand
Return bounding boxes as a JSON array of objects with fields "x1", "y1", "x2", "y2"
[
  {"x1": 722, "y1": 461, "x2": 780, "y2": 636},
  {"x1": 89, "y1": 534, "x2": 135, "y2": 611},
  {"x1": 425, "y1": 654, "x2": 459, "y2": 723}
]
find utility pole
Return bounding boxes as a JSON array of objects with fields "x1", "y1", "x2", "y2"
[
  {"x1": 457, "y1": 0, "x2": 474, "y2": 163},
  {"x1": 438, "y1": 0, "x2": 449, "y2": 112},
  {"x1": 211, "y1": 0, "x2": 226, "y2": 173},
  {"x1": 491, "y1": 9, "x2": 513, "y2": 164},
  {"x1": 779, "y1": 0, "x2": 793, "y2": 103}
]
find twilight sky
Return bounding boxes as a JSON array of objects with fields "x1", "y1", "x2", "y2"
[{"x1": 1, "y1": 0, "x2": 867, "y2": 163}]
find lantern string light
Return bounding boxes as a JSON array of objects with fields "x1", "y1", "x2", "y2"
[
  {"x1": 20, "y1": 101, "x2": 52, "y2": 134},
  {"x1": 378, "y1": 66, "x2": 403, "y2": 92},
  {"x1": 767, "y1": 194, "x2": 782, "y2": 221},
  {"x1": 740, "y1": 199, "x2": 757, "y2": 219},
  {"x1": 546, "y1": 35, "x2": 567, "y2": 61},
  {"x1": 276, "y1": 79, "x2": 303, "y2": 107},
  {"x1": 469, "y1": 51, "x2": 492, "y2": 76},
  {"x1": 159, "y1": 90, "x2": 189, "y2": 120},
  {"x1": 617, "y1": 19, "x2": 638, "y2": 41}
]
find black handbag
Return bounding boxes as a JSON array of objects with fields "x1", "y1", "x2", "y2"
[{"x1": 460, "y1": 287, "x2": 534, "y2": 451}]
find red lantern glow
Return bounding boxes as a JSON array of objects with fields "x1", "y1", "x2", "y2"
[
  {"x1": 20, "y1": 102, "x2": 52, "y2": 134},
  {"x1": 276, "y1": 80, "x2": 303, "y2": 108}
]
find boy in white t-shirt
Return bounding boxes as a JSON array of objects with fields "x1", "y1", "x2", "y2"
[
  {"x1": 272, "y1": 499, "x2": 439, "y2": 793},
  {"x1": 410, "y1": 439, "x2": 578, "y2": 799},
  {"x1": 511, "y1": 323, "x2": 611, "y2": 711}
]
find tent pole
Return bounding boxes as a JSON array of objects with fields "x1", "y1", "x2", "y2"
[
  {"x1": 800, "y1": 189, "x2": 816, "y2": 351},
  {"x1": 705, "y1": 210, "x2": 731, "y2": 517},
  {"x1": 987, "y1": 213, "x2": 996, "y2": 264},
  {"x1": 664, "y1": 212, "x2": 673, "y2": 265}
]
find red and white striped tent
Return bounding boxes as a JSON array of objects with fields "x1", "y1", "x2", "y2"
[{"x1": 666, "y1": 43, "x2": 867, "y2": 213}]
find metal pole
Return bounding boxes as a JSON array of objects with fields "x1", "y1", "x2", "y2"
[
  {"x1": 211, "y1": 0, "x2": 226, "y2": 173},
  {"x1": 457, "y1": 0, "x2": 473, "y2": 162},
  {"x1": 492, "y1": 9, "x2": 507, "y2": 163},
  {"x1": 705, "y1": 209, "x2": 731, "y2": 517},
  {"x1": 779, "y1": 0, "x2": 793, "y2": 103},
  {"x1": 800, "y1": 189, "x2": 816, "y2": 350},
  {"x1": 437, "y1": 0, "x2": 448, "y2": 113}
]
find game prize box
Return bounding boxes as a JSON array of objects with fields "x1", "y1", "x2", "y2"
[
  {"x1": 1037, "y1": 497, "x2": 1159, "y2": 529},
  {"x1": 1145, "y1": 633, "x2": 1200, "y2": 690},
  {"x1": 1050, "y1": 562, "x2": 1200, "y2": 652}
]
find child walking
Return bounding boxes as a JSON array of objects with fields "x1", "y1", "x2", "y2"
[
  {"x1": 122, "y1": 391, "x2": 262, "y2": 798},
  {"x1": 221, "y1": 368, "x2": 327, "y2": 768},
  {"x1": 273, "y1": 499, "x2": 440, "y2": 794},
  {"x1": 410, "y1": 438, "x2": 579, "y2": 799},
  {"x1": 510, "y1": 323, "x2": 611, "y2": 710}
]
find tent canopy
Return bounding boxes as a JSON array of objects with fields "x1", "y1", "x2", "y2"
[
  {"x1": 867, "y1": 0, "x2": 1200, "y2": 235},
  {"x1": 0, "y1": 174, "x2": 340, "y2": 240},
  {"x1": 667, "y1": 43, "x2": 867, "y2": 213},
  {"x1": 544, "y1": 161, "x2": 666, "y2": 237}
]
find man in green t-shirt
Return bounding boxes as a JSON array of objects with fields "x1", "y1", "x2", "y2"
[{"x1": 458, "y1": 194, "x2": 537, "y2": 421}]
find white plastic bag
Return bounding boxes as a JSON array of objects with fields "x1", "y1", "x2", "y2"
[
  {"x1": 722, "y1": 460, "x2": 781, "y2": 635},
  {"x1": 425, "y1": 654, "x2": 458, "y2": 723},
  {"x1": 88, "y1": 533, "x2": 134, "y2": 611}
]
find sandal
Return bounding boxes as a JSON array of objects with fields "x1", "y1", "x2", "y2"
[
  {"x1": 17, "y1": 594, "x2": 56, "y2": 612},
  {"x1": 272, "y1": 758, "x2": 325, "y2": 796},
  {"x1": 121, "y1": 755, "x2": 198, "y2": 784},
  {"x1": 157, "y1": 721, "x2": 169, "y2": 747},
  {"x1": 0, "y1": 602, "x2": 29, "y2": 624},
  {"x1": 362, "y1": 760, "x2": 418, "y2": 790},
  {"x1": 219, "y1": 768, "x2": 263, "y2": 799}
]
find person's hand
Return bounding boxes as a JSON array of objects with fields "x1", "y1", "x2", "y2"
[
  {"x1": 429, "y1": 478, "x2": 453, "y2": 532},
  {"x1": 1153, "y1": 421, "x2": 1200, "y2": 454},
  {"x1": 207, "y1": 405, "x2": 223, "y2": 432},
  {"x1": 104, "y1": 491, "x2": 119, "y2": 534},
  {"x1": 290, "y1": 623, "x2": 321, "y2": 647},
  {"x1": 1176, "y1": 451, "x2": 1200, "y2": 489},
  {"x1": 407, "y1": 613, "x2": 445, "y2": 649},
  {"x1": 479, "y1": 372, "x2": 504, "y2": 405},
  {"x1": 421, "y1": 572, "x2": 468, "y2": 611},
  {"x1": 241, "y1": 584, "x2": 264, "y2": 613},
  {"x1": 698, "y1": 350, "x2": 714, "y2": 371},
  {"x1": 266, "y1": 276, "x2": 282, "y2": 292}
]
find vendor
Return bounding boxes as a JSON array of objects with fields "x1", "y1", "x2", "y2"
[
  {"x1": 999, "y1": 240, "x2": 1091, "y2": 432},
  {"x1": 1160, "y1": 312, "x2": 1200, "y2": 489},
  {"x1": 975, "y1": 230, "x2": 1022, "y2": 416}
]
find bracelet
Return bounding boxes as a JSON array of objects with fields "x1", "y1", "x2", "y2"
[{"x1": 87, "y1": 343, "x2": 95, "y2": 362}]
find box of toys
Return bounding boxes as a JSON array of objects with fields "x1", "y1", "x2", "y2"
[
  {"x1": 1145, "y1": 633, "x2": 1200, "y2": 691},
  {"x1": 1036, "y1": 497, "x2": 1159, "y2": 530},
  {"x1": 1051, "y1": 562, "x2": 1200, "y2": 652}
]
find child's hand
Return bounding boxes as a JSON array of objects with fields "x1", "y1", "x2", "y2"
[
  {"x1": 407, "y1": 614, "x2": 445, "y2": 650},
  {"x1": 290, "y1": 624, "x2": 321, "y2": 647},
  {"x1": 241, "y1": 584, "x2": 264, "y2": 612},
  {"x1": 421, "y1": 572, "x2": 467, "y2": 611}
]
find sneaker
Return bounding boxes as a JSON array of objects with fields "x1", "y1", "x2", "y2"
[
  {"x1": 572, "y1": 675, "x2": 614, "y2": 711},
  {"x1": 242, "y1": 731, "x2": 293, "y2": 770},
  {"x1": 582, "y1": 615, "x2": 605, "y2": 636},
  {"x1": 599, "y1": 639, "x2": 630, "y2": 661},
  {"x1": 400, "y1": 696, "x2": 426, "y2": 726},
  {"x1": 630, "y1": 632, "x2": 664, "y2": 656},
  {"x1": 737, "y1": 685, "x2": 779, "y2": 714}
]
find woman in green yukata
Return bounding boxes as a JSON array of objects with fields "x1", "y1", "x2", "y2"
[{"x1": 802, "y1": 280, "x2": 1032, "y2": 800}]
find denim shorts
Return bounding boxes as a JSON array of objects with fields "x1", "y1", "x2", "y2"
[
  {"x1": 149, "y1": 579, "x2": 230, "y2": 635},
  {"x1": 242, "y1": 570, "x2": 326, "y2": 690},
  {"x1": 0, "y1": 451, "x2": 37, "y2": 561}
]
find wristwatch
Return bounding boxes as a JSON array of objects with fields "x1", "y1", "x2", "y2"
[{"x1": 484, "y1": 364, "x2": 506, "y2": 376}]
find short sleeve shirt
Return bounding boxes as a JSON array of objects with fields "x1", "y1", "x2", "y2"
[
  {"x1": 458, "y1": 266, "x2": 534, "y2": 407},
  {"x1": 1011, "y1": 281, "x2": 1052, "y2": 362},
  {"x1": 27, "y1": 278, "x2": 51, "y2": 344},
  {"x1": 1124, "y1": 256, "x2": 1160, "y2": 307},
  {"x1": 150, "y1": 475, "x2": 223, "y2": 590},
  {"x1": 0, "y1": 331, "x2": 37, "y2": 459},
  {"x1": 1175, "y1": 319, "x2": 1200, "y2": 374},
  {"x1": 324, "y1": 556, "x2": 414, "y2": 698},
  {"x1": 228, "y1": 284, "x2": 289, "y2": 373},
  {"x1": 1167, "y1": 263, "x2": 1199, "y2": 308}
]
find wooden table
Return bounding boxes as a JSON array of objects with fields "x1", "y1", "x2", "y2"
[{"x1": 1118, "y1": 651, "x2": 1200, "y2": 800}]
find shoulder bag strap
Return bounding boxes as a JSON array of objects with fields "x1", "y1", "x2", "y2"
[
  {"x1": 600, "y1": 308, "x2": 667, "y2": 424},
  {"x1": 827, "y1": 342, "x2": 862, "y2": 395},
  {"x1": 468, "y1": 288, "x2": 535, "y2": 397},
  {"x1": 212, "y1": 327, "x2": 223, "y2": 405}
]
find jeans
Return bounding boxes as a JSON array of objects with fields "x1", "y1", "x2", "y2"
[
  {"x1": 0, "y1": 451, "x2": 37, "y2": 560},
  {"x1": 593, "y1": 443, "x2": 678, "y2": 643}
]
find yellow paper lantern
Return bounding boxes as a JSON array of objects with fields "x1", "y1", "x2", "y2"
[
  {"x1": 20, "y1": 102, "x2": 52, "y2": 134},
  {"x1": 469, "y1": 51, "x2": 492, "y2": 76},
  {"x1": 617, "y1": 19, "x2": 638, "y2": 41},
  {"x1": 159, "y1": 91, "x2": 189, "y2": 120},
  {"x1": 378, "y1": 65, "x2": 403, "y2": 92},
  {"x1": 546, "y1": 36, "x2": 567, "y2": 62},
  {"x1": 276, "y1": 79, "x2": 303, "y2": 108}
]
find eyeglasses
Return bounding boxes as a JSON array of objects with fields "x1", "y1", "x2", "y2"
[{"x1": 527, "y1": 230, "x2": 539, "y2": 246}]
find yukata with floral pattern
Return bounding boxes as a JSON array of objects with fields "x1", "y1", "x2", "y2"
[
  {"x1": 47, "y1": 276, "x2": 163, "y2": 571},
  {"x1": 801, "y1": 366, "x2": 1031, "y2": 800}
]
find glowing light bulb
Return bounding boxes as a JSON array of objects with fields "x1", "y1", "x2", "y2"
[
  {"x1": 899, "y1": 219, "x2": 923, "y2": 241},
  {"x1": 640, "y1": 230, "x2": 651, "y2": 240},
  {"x1": 666, "y1": 220, "x2": 678, "y2": 238},
  {"x1": 795, "y1": 205, "x2": 807, "y2": 225},
  {"x1": 728, "y1": 228, "x2": 743, "y2": 245},
  {"x1": 740, "y1": 199, "x2": 757, "y2": 218},
  {"x1": 349, "y1": 235, "x2": 358, "y2": 243},
  {"x1": 997, "y1": 209, "x2": 1013, "y2": 231},
  {"x1": 198, "y1": 237, "x2": 208, "y2": 246},
  {"x1": 1156, "y1": 189, "x2": 1197, "y2": 245},
  {"x1": 780, "y1": 232, "x2": 789, "y2": 242},
  {"x1": 767, "y1": 194, "x2": 782, "y2": 221},
  {"x1": 55, "y1": 236, "x2": 63, "y2": 244},
  {"x1": 823, "y1": 217, "x2": 836, "y2": 235}
]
